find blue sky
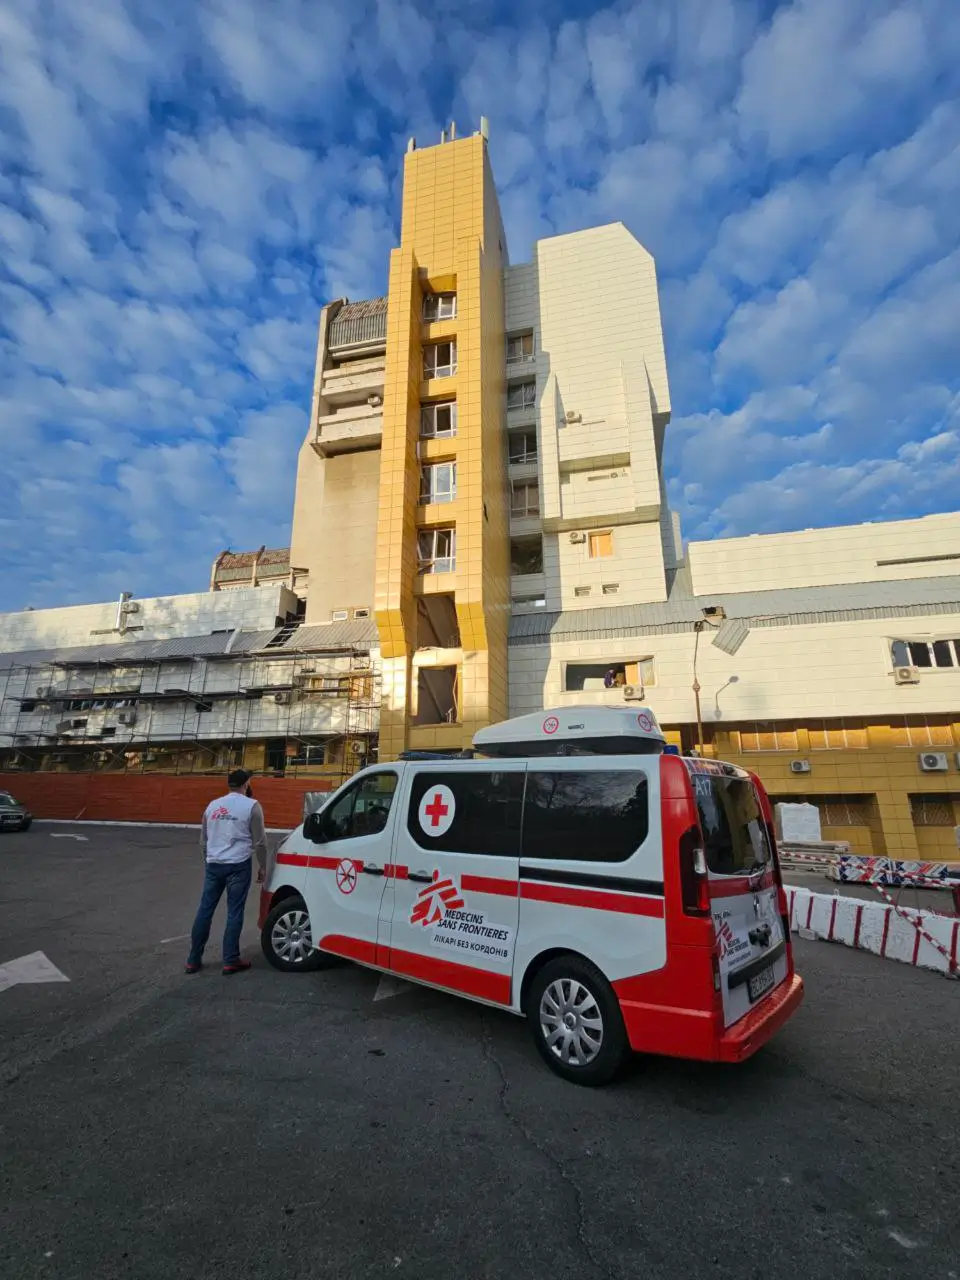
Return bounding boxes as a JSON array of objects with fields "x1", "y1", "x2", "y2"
[{"x1": 1, "y1": 0, "x2": 958, "y2": 612}]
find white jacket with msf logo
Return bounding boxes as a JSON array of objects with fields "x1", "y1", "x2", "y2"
[{"x1": 200, "y1": 792, "x2": 268, "y2": 870}]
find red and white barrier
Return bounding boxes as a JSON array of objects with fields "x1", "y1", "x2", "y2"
[{"x1": 786, "y1": 886, "x2": 960, "y2": 978}]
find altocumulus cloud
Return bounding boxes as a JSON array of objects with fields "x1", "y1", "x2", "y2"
[{"x1": 0, "y1": 0, "x2": 958, "y2": 610}]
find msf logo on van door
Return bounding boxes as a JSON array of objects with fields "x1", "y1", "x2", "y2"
[{"x1": 410, "y1": 871, "x2": 465, "y2": 927}]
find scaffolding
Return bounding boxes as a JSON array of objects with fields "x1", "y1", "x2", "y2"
[{"x1": 0, "y1": 644, "x2": 381, "y2": 782}]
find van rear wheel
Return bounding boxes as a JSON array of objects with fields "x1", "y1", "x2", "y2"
[
  {"x1": 260, "y1": 897, "x2": 327, "y2": 973},
  {"x1": 525, "y1": 955, "x2": 628, "y2": 1086}
]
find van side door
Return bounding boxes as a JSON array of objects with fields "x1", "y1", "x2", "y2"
[
  {"x1": 299, "y1": 768, "x2": 401, "y2": 968},
  {"x1": 385, "y1": 763, "x2": 524, "y2": 1007}
]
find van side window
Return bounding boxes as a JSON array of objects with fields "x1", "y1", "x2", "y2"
[
  {"x1": 521, "y1": 771, "x2": 649, "y2": 862},
  {"x1": 407, "y1": 771, "x2": 523, "y2": 855},
  {"x1": 324, "y1": 772, "x2": 398, "y2": 841}
]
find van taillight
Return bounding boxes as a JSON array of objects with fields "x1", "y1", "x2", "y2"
[{"x1": 678, "y1": 826, "x2": 710, "y2": 916}]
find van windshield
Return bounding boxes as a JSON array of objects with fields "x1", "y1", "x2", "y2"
[{"x1": 690, "y1": 773, "x2": 771, "y2": 876}]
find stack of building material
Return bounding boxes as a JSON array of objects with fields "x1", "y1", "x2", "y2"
[{"x1": 778, "y1": 842, "x2": 849, "y2": 874}]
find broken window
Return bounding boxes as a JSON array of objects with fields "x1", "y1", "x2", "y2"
[
  {"x1": 421, "y1": 401, "x2": 457, "y2": 437},
  {"x1": 417, "y1": 528, "x2": 456, "y2": 574},
  {"x1": 416, "y1": 595, "x2": 461, "y2": 648},
  {"x1": 510, "y1": 536, "x2": 543, "y2": 575},
  {"x1": 508, "y1": 430, "x2": 537, "y2": 464},
  {"x1": 506, "y1": 331, "x2": 534, "y2": 363},
  {"x1": 422, "y1": 293, "x2": 456, "y2": 322},
  {"x1": 415, "y1": 666, "x2": 459, "y2": 725},
  {"x1": 507, "y1": 380, "x2": 536, "y2": 411},
  {"x1": 563, "y1": 660, "x2": 656, "y2": 692},
  {"x1": 420, "y1": 462, "x2": 457, "y2": 504}
]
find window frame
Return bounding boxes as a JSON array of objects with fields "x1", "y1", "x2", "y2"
[
  {"x1": 507, "y1": 429, "x2": 538, "y2": 465},
  {"x1": 507, "y1": 380, "x2": 536, "y2": 411},
  {"x1": 510, "y1": 480, "x2": 540, "y2": 518},
  {"x1": 417, "y1": 527, "x2": 456, "y2": 574},
  {"x1": 506, "y1": 331, "x2": 534, "y2": 364},
  {"x1": 892, "y1": 637, "x2": 960, "y2": 669},
  {"x1": 510, "y1": 535, "x2": 544, "y2": 576},
  {"x1": 420, "y1": 461, "x2": 457, "y2": 505},
  {"x1": 423, "y1": 341, "x2": 457, "y2": 379},
  {"x1": 588, "y1": 530, "x2": 614, "y2": 559},
  {"x1": 422, "y1": 292, "x2": 457, "y2": 322},
  {"x1": 420, "y1": 401, "x2": 457, "y2": 438}
]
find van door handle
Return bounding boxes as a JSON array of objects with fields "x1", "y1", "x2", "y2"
[
  {"x1": 362, "y1": 863, "x2": 385, "y2": 876},
  {"x1": 408, "y1": 870, "x2": 433, "y2": 883}
]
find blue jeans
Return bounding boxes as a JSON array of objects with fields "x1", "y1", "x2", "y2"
[{"x1": 188, "y1": 859, "x2": 252, "y2": 966}]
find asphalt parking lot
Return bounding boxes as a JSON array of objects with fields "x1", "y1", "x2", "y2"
[{"x1": 1, "y1": 825, "x2": 958, "y2": 1280}]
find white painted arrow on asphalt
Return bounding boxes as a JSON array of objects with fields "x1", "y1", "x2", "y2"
[
  {"x1": 50, "y1": 833, "x2": 88, "y2": 841},
  {"x1": 0, "y1": 951, "x2": 71, "y2": 994}
]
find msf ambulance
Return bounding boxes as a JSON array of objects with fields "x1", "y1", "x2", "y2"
[{"x1": 260, "y1": 708, "x2": 803, "y2": 1085}]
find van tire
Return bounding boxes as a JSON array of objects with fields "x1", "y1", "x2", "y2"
[
  {"x1": 260, "y1": 897, "x2": 327, "y2": 973},
  {"x1": 525, "y1": 955, "x2": 628, "y2": 1086}
]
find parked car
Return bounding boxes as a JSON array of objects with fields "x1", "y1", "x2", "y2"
[{"x1": 0, "y1": 791, "x2": 33, "y2": 832}]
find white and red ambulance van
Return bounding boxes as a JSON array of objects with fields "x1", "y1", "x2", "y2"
[{"x1": 259, "y1": 707, "x2": 803, "y2": 1085}]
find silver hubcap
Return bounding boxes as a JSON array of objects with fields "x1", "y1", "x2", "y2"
[
  {"x1": 540, "y1": 978, "x2": 604, "y2": 1066},
  {"x1": 271, "y1": 909, "x2": 313, "y2": 964}
]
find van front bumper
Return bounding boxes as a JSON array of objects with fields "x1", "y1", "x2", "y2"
[{"x1": 716, "y1": 972, "x2": 804, "y2": 1063}]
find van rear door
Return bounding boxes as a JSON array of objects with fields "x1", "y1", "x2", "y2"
[{"x1": 685, "y1": 762, "x2": 788, "y2": 1028}]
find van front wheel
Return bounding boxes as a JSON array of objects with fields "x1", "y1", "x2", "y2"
[
  {"x1": 261, "y1": 897, "x2": 327, "y2": 973},
  {"x1": 525, "y1": 956, "x2": 628, "y2": 1086}
]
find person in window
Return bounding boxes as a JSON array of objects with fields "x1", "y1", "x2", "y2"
[{"x1": 603, "y1": 668, "x2": 617, "y2": 689}]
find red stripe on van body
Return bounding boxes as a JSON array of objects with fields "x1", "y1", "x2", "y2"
[
  {"x1": 316, "y1": 934, "x2": 510, "y2": 1004},
  {"x1": 276, "y1": 852, "x2": 342, "y2": 871},
  {"x1": 461, "y1": 873, "x2": 519, "y2": 897},
  {"x1": 520, "y1": 881, "x2": 664, "y2": 918}
]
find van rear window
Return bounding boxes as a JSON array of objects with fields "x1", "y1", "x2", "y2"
[
  {"x1": 522, "y1": 771, "x2": 649, "y2": 862},
  {"x1": 690, "y1": 774, "x2": 771, "y2": 875}
]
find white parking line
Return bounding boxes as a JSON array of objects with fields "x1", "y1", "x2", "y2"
[{"x1": 159, "y1": 934, "x2": 190, "y2": 945}]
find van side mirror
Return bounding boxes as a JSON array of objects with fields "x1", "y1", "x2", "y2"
[{"x1": 303, "y1": 811, "x2": 325, "y2": 843}]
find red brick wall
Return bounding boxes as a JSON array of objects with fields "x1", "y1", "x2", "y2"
[{"x1": 0, "y1": 774, "x2": 334, "y2": 829}]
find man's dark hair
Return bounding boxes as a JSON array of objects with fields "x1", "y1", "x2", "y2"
[{"x1": 227, "y1": 768, "x2": 251, "y2": 790}]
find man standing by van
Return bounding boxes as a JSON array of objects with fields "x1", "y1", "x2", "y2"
[{"x1": 185, "y1": 769, "x2": 268, "y2": 975}]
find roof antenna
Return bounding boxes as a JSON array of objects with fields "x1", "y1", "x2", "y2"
[
  {"x1": 449, "y1": 120, "x2": 456, "y2": 140},
  {"x1": 406, "y1": 136, "x2": 416, "y2": 152},
  {"x1": 479, "y1": 116, "x2": 490, "y2": 140}
]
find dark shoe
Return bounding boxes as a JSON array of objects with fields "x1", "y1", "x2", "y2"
[
  {"x1": 222, "y1": 959, "x2": 252, "y2": 976},
  {"x1": 184, "y1": 962, "x2": 202, "y2": 974}
]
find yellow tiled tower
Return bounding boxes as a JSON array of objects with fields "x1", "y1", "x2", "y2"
[{"x1": 374, "y1": 130, "x2": 509, "y2": 759}]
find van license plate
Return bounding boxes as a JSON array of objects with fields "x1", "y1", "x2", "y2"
[{"x1": 748, "y1": 965, "x2": 775, "y2": 1002}]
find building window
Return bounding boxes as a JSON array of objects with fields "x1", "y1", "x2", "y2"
[
  {"x1": 418, "y1": 528, "x2": 456, "y2": 574},
  {"x1": 892, "y1": 638, "x2": 960, "y2": 668},
  {"x1": 510, "y1": 481, "x2": 540, "y2": 518},
  {"x1": 507, "y1": 380, "x2": 536, "y2": 411},
  {"x1": 353, "y1": 608, "x2": 370, "y2": 619},
  {"x1": 424, "y1": 341, "x2": 457, "y2": 379},
  {"x1": 510, "y1": 536, "x2": 543, "y2": 575},
  {"x1": 884, "y1": 717, "x2": 955, "y2": 747},
  {"x1": 738, "y1": 723, "x2": 800, "y2": 752},
  {"x1": 289, "y1": 742, "x2": 327, "y2": 766},
  {"x1": 602, "y1": 583, "x2": 619, "y2": 595},
  {"x1": 420, "y1": 462, "x2": 457, "y2": 504},
  {"x1": 513, "y1": 595, "x2": 547, "y2": 609},
  {"x1": 807, "y1": 720, "x2": 868, "y2": 750},
  {"x1": 574, "y1": 586, "x2": 591, "y2": 597},
  {"x1": 331, "y1": 609, "x2": 348, "y2": 622},
  {"x1": 588, "y1": 530, "x2": 613, "y2": 558},
  {"x1": 563, "y1": 660, "x2": 655, "y2": 692},
  {"x1": 506, "y1": 331, "x2": 534, "y2": 364},
  {"x1": 910, "y1": 795, "x2": 958, "y2": 826},
  {"x1": 422, "y1": 292, "x2": 457, "y2": 322},
  {"x1": 508, "y1": 430, "x2": 537, "y2": 464},
  {"x1": 421, "y1": 401, "x2": 457, "y2": 438},
  {"x1": 414, "y1": 666, "x2": 459, "y2": 725}
]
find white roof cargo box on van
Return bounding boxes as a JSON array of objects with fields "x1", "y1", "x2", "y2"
[{"x1": 473, "y1": 706, "x2": 666, "y2": 758}]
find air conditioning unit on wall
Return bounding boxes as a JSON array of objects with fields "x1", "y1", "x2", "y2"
[
  {"x1": 790, "y1": 760, "x2": 811, "y2": 774},
  {"x1": 273, "y1": 691, "x2": 292, "y2": 705},
  {"x1": 894, "y1": 667, "x2": 920, "y2": 685},
  {"x1": 919, "y1": 752, "x2": 948, "y2": 772},
  {"x1": 569, "y1": 531, "x2": 586, "y2": 544},
  {"x1": 621, "y1": 685, "x2": 644, "y2": 702}
]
